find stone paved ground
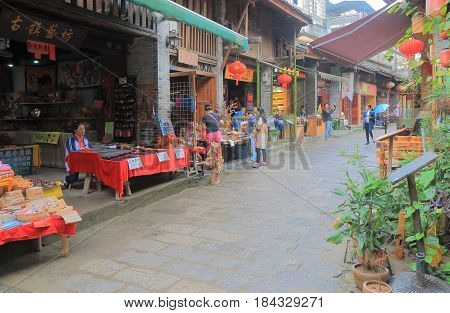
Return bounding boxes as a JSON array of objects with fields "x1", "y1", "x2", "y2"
[{"x1": 0, "y1": 128, "x2": 386, "y2": 293}]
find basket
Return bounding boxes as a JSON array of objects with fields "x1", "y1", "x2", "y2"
[{"x1": 15, "y1": 211, "x2": 48, "y2": 222}]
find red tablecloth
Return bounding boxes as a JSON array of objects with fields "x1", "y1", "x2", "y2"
[
  {"x1": 67, "y1": 148, "x2": 190, "y2": 198},
  {"x1": 0, "y1": 215, "x2": 77, "y2": 246}
]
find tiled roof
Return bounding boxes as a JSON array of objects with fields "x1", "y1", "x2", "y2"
[{"x1": 278, "y1": 0, "x2": 313, "y2": 23}]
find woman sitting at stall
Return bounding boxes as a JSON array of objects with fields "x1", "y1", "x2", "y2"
[{"x1": 64, "y1": 122, "x2": 92, "y2": 188}]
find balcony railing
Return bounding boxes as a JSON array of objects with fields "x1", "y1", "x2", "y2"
[
  {"x1": 63, "y1": 0, "x2": 156, "y2": 30},
  {"x1": 178, "y1": 22, "x2": 217, "y2": 58}
]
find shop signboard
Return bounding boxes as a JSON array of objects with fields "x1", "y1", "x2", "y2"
[
  {"x1": 360, "y1": 82, "x2": 377, "y2": 96},
  {"x1": 0, "y1": 147, "x2": 33, "y2": 176},
  {"x1": 32, "y1": 132, "x2": 60, "y2": 145},
  {"x1": 178, "y1": 48, "x2": 199, "y2": 67},
  {"x1": 225, "y1": 65, "x2": 254, "y2": 83},
  {"x1": 0, "y1": 9, "x2": 86, "y2": 49}
]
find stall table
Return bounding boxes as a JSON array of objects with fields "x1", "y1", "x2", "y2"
[
  {"x1": 0, "y1": 215, "x2": 77, "y2": 257},
  {"x1": 67, "y1": 148, "x2": 191, "y2": 200}
]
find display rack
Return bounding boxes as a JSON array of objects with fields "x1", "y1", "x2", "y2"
[{"x1": 114, "y1": 77, "x2": 136, "y2": 142}]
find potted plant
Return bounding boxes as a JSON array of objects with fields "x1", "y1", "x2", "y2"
[{"x1": 328, "y1": 152, "x2": 401, "y2": 289}]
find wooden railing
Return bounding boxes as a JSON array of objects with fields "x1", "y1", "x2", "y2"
[
  {"x1": 63, "y1": 0, "x2": 156, "y2": 30},
  {"x1": 178, "y1": 22, "x2": 217, "y2": 58}
]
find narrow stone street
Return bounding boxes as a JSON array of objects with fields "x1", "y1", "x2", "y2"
[{"x1": 0, "y1": 129, "x2": 385, "y2": 293}]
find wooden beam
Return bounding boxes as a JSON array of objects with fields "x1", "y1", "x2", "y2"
[{"x1": 221, "y1": 0, "x2": 251, "y2": 72}]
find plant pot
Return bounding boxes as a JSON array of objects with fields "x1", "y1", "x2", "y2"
[
  {"x1": 363, "y1": 280, "x2": 392, "y2": 293},
  {"x1": 352, "y1": 263, "x2": 390, "y2": 290}
]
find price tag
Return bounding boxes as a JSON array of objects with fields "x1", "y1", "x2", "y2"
[
  {"x1": 174, "y1": 148, "x2": 185, "y2": 159},
  {"x1": 229, "y1": 140, "x2": 235, "y2": 147},
  {"x1": 127, "y1": 157, "x2": 143, "y2": 170},
  {"x1": 157, "y1": 152, "x2": 170, "y2": 162}
]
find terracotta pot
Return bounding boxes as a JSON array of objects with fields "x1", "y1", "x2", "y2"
[
  {"x1": 352, "y1": 263, "x2": 390, "y2": 290},
  {"x1": 363, "y1": 280, "x2": 392, "y2": 293}
]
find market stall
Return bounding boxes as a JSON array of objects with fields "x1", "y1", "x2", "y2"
[
  {"x1": 67, "y1": 146, "x2": 191, "y2": 200},
  {"x1": 0, "y1": 175, "x2": 80, "y2": 256}
]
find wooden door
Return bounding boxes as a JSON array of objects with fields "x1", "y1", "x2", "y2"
[{"x1": 195, "y1": 75, "x2": 216, "y2": 123}]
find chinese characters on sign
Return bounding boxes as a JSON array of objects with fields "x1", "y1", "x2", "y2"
[
  {"x1": 27, "y1": 40, "x2": 56, "y2": 61},
  {"x1": 360, "y1": 82, "x2": 377, "y2": 96},
  {"x1": 178, "y1": 48, "x2": 199, "y2": 67},
  {"x1": 0, "y1": 147, "x2": 33, "y2": 176},
  {"x1": 225, "y1": 65, "x2": 255, "y2": 83},
  {"x1": 0, "y1": 9, "x2": 86, "y2": 49}
]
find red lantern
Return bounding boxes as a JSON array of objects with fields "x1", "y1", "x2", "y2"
[
  {"x1": 399, "y1": 38, "x2": 424, "y2": 61},
  {"x1": 386, "y1": 81, "x2": 395, "y2": 89},
  {"x1": 440, "y1": 31, "x2": 448, "y2": 39},
  {"x1": 426, "y1": 0, "x2": 446, "y2": 17},
  {"x1": 278, "y1": 73, "x2": 292, "y2": 89},
  {"x1": 441, "y1": 49, "x2": 450, "y2": 67},
  {"x1": 229, "y1": 60, "x2": 246, "y2": 86}
]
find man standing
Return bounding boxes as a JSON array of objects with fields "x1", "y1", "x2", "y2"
[
  {"x1": 322, "y1": 103, "x2": 336, "y2": 139},
  {"x1": 363, "y1": 105, "x2": 376, "y2": 144}
]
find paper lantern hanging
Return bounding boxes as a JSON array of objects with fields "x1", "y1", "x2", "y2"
[
  {"x1": 278, "y1": 73, "x2": 292, "y2": 89},
  {"x1": 229, "y1": 60, "x2": 246, "y2": 86},
  {"x1": 426, "y1": 0, "x2": 447, "y2": 17},
  {"x1": 386, "y1": 81, "x2": 395, "y2": 89},
  {"x1": 399, "y1": 38, "x2": 425, "y2": 61},
  {"x1": 440, "y1": 49, "x2": 450, "y2": 67},
  {"x1": 439, "y1": 31, "x2": 448, "y2": 39}
]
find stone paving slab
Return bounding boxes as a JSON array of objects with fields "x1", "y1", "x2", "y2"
[{"x1": 0, "y1": 128, "x2": 386, "y2": 292}]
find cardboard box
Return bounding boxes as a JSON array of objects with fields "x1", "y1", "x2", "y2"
[{"x1": 26, "y1": 187, "x2": 44, "y2": 201}]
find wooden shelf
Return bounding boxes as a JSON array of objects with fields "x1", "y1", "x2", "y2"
[
  {"x1": 19, "y1": 102, "x2": 76, "y2": 105},
  {"x1": 0, "y1": 117, "x2": 96, "y2": 121}
]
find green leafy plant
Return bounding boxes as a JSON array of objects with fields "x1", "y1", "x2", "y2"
[{"x1": 327, "y1": 151, "x2": 403, "y2": 270}]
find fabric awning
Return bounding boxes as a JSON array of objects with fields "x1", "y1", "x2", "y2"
[
  {"x1": 309, "y1": 2, "x2": 410, "y2": 66},
  {"x1": 131, "y1": 0, "x2": 249, "y2": 51}
]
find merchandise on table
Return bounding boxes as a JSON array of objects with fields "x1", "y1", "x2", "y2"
[{"x1": 0, "y1": 184, "x2": 79, "y2": 229}]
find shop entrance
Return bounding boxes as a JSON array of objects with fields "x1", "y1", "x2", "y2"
[{"x1": 226, "y1": 80, "x2": 255, "y2": 111}]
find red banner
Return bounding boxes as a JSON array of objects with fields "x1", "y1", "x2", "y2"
[{"x1": 27, "y1": 40, "x2": 56, "y2": 61}]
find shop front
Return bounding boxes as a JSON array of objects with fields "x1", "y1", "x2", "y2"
[
  {"x1": 0, "y1": 7, "x2": 129, "y2": 169},
  {"x1": 356, "y1": 82, "x2": 377, "y2": 124}
]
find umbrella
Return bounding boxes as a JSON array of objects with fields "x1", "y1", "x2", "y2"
[{"x1": 374, "y1": 103, "x2": 390, "y2": 114}]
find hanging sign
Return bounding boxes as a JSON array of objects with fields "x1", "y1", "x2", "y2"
[
  {"x1": 174, "y1": 148, "x2": 185, "y2": 160},
  {"x1": 27, "y1": 40, "x2": 56, "y2": 60},
  {"x1": 0, "y1": 9, "x2": 86, "y2": 49},
  {"x1": 127, "y1": 157, "x2": 143, "y2": 170},
  {"x1": 225, "y1": 65, "x2": 254, "y2": 83},
  {"x1": 157, "y1": 152, "x2": 170, "y2": 162},
  {"x1": 341, "y1": 72, "x2": 354, "y2": 101}
]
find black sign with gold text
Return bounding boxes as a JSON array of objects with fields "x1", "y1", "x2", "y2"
[{"x1": 0, "y1": 9, "x2": 86, "y2": 49}]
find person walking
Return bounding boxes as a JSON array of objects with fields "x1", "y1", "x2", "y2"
[
  {"x1": 322, "y1": 103, "x2": 336, "y2": 139},
  {"x1": 254, "y1": 107, "x2": 268, "y2": 168},
  {"x1": 248, "y1": 109, "x2": 257, "y2": 165},
  {"x1": 363, "y1": 105, "x2": 376, "y2": 144}
]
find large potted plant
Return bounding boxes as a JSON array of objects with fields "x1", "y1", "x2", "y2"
[{"x1": 328, "y1": 152, "x2": 402, "y2": 289}]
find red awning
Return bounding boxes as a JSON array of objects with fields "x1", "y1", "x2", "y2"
[{"x1": 309, "y1": 3, "x2": 411, "y2": 66}]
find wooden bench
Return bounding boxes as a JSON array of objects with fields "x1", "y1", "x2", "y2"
[{"x1": 376, "y1": 131, "x2": 429, "y2": 178}]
